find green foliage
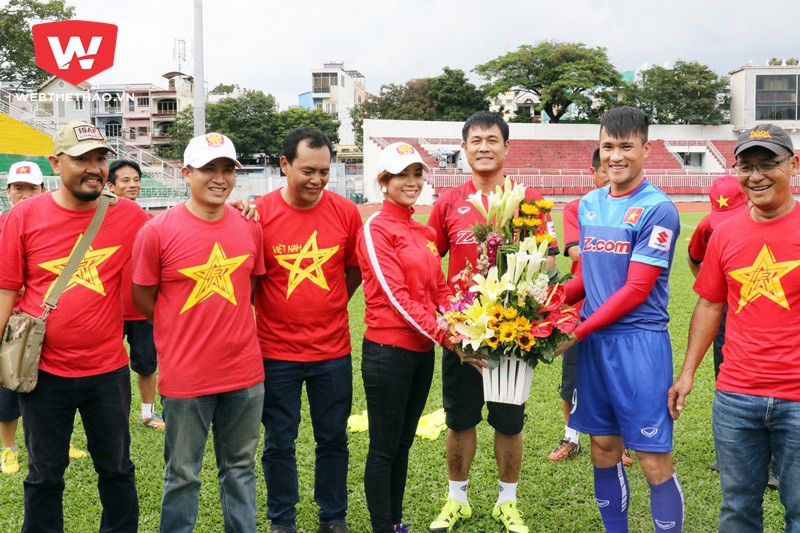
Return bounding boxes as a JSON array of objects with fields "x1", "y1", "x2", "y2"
[
  {"x1": 351, "y1": 67, "x2": 487, "y2": 145},
  {"x1": 159, "y1": 106, "x2": 194, "y2": 159},
  {"x1": 275, "y1": 106, "x2": 340, "y2": 149},
  {"x1": 625, "y1": 60, "x2": 730, "y2": 125},
  {"x1": 787, "y1": 57, "x2": 800, "y2": 66},
  {"x1": 474, "y1": 41, "x2": 622, "y2": 123},
  {"x1": 0, "y1": 0, "x2": 75, "y2": 87},
  {"x1": 209, "y1": 83, "x2": 237, "y2": 95},
  {"x1": 768, "y1": 57, "x2": 783, "y2": 66}
]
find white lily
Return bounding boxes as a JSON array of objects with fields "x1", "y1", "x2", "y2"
[
  {"x1": 505, "y1": 252, "x2": 531, "y2": 285},
  {"x1": 455, "y1": 298, "x2": 496, "y2": 351},
  {"x1": 467, "y1": 191, "x2": 489, "y2": 222},
  {"x1": 469, "y1": 266, "x2": 515, "y2": 304}
]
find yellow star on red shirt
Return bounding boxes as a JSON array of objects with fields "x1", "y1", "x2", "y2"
[
  {"x1": 38, "y1": 235, "x2": 120, "y2": 299},
  {"x1": 426, "y1": 240, "x2": 438, "y2": 256},
  {"x1": 275, "y1": 231, "x2": 339, "y2": 299},
  {"x1": 178, "y1": 242, "x2": 249, "y2": 314},
  {"x1": 729, "y1": 244, "x2": 800, "y2": 313},
  {"x1": 717, "y1": 195, "x2": 729, "y2": 208}
]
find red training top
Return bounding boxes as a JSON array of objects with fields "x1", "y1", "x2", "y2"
[
  {"x1": 687, "y1": 215, "x2": 712, "y2": 265},
  {"x1": 132, "y1": 204, "x2": 265, "y2": 398},
  {"x1": 694, "y1": 205, "x2": 800, "y2": 402},
  {"x1": 428, "y1": 180, "x2": 559, "y2": 292},
  {"x1": 121, "y1": 211, "x2": 154, "y2": 321},
  {"x1": 254, "y1": 189, "x2": 362, "y2": 361},
  {"x1": 0, "y1": 212, "x2": 7, "y2": 234},
  {"x1": 358, "y1": 200, "x2": 451, "y2": 352},
  {"x1": 0, "y1": 192, "x2": 150, "y2": 377}
]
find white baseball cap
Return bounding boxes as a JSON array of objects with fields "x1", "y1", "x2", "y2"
[
  {"x1": 8, "y1": 161, "x2": 44, "y2": 185},
  {"x1": 183, "y1": 132, "x2": 242, "y2": 169},
  {"x1": 378, "y1": 142, "x2": 431, "y2": 176}
]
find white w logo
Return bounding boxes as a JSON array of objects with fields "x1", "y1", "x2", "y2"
[{"x1": 47, "y1": 36, "x2": 103, "y2": 69}]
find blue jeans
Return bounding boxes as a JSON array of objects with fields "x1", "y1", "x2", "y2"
[
  {"x1": 713, "y1": 390, "x2": 800, "y2": 532},
  {"x1": 261, "y1": 355, "x2": 352, "y2": 531},
  {"x1": 160, "y1": 383, "x2": 264, "y2": 533},
  {"x1": 18, "y1": 366, "x2": 138, "y2": 532}
]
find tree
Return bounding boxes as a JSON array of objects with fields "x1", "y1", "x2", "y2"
[
  {"x1": 209, "y1": 83, "x2": 238, "y2": 94},
  {"x1": 624, "y1": 61, "x2": 729, "y2": 125},
  {"x1": 205, "y1": 90, "x2": 278, "y2": 160},
  {"x1": 350, "y1": 67, "x2": 487, "y2": 145},
  {"x1": 159, "y1": 105, "x2": 194, "y2": 159},
  {"x1": 0, "y1": 0, "x2": 75, "y2": 88},
  {"x1": 275, "y1": 106, "x2": 339, "y2": 150},
  {"x1": 474, "y1": 41, "x2": 622, "y2": 123}
]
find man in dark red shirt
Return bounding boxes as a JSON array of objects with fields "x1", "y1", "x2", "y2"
[
  {"x1": 670, "y1": 123, "x2": 800, "y2": 531},
  {"x1": 0, "y1": 122, "x2": 148, "y2": 531},
  {"x1": 428, "y1": 111, "x2": 558, "y2": 533}
]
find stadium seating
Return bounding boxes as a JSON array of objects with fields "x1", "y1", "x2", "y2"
[{"x1": 0, "y1": 113, "x2": 52, "y2": 157}]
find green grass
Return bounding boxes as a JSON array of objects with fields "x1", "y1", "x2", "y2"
[{"x1": 0, "y1": 211, "x2": 789, "y2": 532}]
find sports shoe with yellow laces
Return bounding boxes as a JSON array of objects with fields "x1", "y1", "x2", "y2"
[
  {"x1": 141, "y1": 412, "x2": 166, "y2": 430},
  {"x1": 429, "y1": 498, "x2": 471, "y2": 532},
  {"x1": 492, "y1": 500, "x2": 528, "y2": 533},
  {"x1": 69, "y1": 444, "x2": 87, "y2": 459},
  {"x1": 1, "y1": 448, "x2": 20, "y2": 474}
]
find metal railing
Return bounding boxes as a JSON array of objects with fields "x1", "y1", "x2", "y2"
[
  {"x1": 0, "y1": 87, "x2": 64, "y2": 136},
  {"x1": 661, "y1": 141, "x2": 688, "y2": 168},
  {"x1": 705, "y1": 140, "x2": 728, "y2": 169},
  {"x1": 107, "y1": 138, "x2": 185, "y2": 193},
  {"x1": 371, "y1": 136, "x2": 389, "y2": 148}
]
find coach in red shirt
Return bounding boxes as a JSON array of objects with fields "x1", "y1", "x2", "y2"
[
  {"x1": 0, "y1": 122, "x2": 149, "y2": 531},
  {"x1": 670, "y1": 123, "x2": 800, "y2": 531},
  {"x1": 254, "y1": 127, "x2": 362, "y2": 533}
]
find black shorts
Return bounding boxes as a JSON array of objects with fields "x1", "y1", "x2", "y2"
[
  {"x1": 441, "y1": 348, "x2": 526, "y2": 435},
  {"x1": 560, "y1": 343, "x2": 579, "y2": 404},
  {"x1": 0, "y1": 386, "x2": 20, "y2": 422},
  {"x1": 124, "y1": 320, "x2": 157, "y2": 376}
]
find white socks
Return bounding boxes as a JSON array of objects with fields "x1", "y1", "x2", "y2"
[
  {"x1": 564, "y1": 425, "x2": 579, "y2": 444},
  {"x1": 141, "y1": 403, "x2": 154, "y2": 420},
  {"x1": 497, "y1": 481, "x2": 518, "y2": 505},
  {"x1": 448, "y1": 479, "x2": 469, "y2": 504}
]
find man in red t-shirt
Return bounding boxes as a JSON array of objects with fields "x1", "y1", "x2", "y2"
[
  {"x1": 253, "y1": 127, "x2": 362, "y2": 533},
  {"x1": 106, "y1": 159, "x2": 165, "y2": 430},
  {"x1": 427, "y1": 111, "x2": 558, "y2": 533},
  {"x1": 0, "y1": 121, "x2": 149, "y2": 530},
  {"x1": 132, "y1": 132, "x2": 265, "y2": 531},
  {"x1": 669, "y1": 123, "x2": 800, "y2": 530}
]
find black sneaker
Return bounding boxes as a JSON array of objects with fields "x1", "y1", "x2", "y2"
[
  {"x1": 709, "y1": 461, "x2": 719, "y2": 472},
  {"x1": 768, "y1": 458, "x2": 779, "y2": 490}
]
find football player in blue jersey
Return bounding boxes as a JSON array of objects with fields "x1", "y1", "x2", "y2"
[{"x1": 556, "y1": 107, "x2": 683, "y2": 532}]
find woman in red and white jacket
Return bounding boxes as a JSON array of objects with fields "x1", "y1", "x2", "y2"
[{"x1": 357, "y1": 142, "x2": 452, "y2": 533}]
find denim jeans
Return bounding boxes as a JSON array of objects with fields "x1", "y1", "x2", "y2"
[
  {"x1": 362, "y1": 339, "x2": 434, "y2": 533},
  {"x1": 18, "y1": 366, "x2": 138, "y2": 533},
  {"x1": 261, "y1": 355, "x2": 352, "y2": 531},
  {"x1": 712, "y1": 306, "x2": 727, "y2": 379},
  {"x1": 713, "y1": 390, "x2": 800, "y2": 532},
  {"x1": 160, "y1": 383, "x2": 264, "y2": 533}
]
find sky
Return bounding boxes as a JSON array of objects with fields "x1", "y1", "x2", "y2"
[{"x1": 18, "y1": 0, "x2": 800, "y2": 109}]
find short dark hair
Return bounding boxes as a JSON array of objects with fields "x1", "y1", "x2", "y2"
[
  {"x1": 282, "y1": 127, "x2": 333, "y2": 164},
  {"x1": 591, "y1": 148, "x2": 601, "y2": 170},
  {"x1": 108, "y1": 159, "x2": 141, "y2": 185},
  {"x1": 462, "y1": 111, "x2": 509, "y2": 142},
  {"x1": 600, "y1": 106, "x2": 649, "y2": 143}
]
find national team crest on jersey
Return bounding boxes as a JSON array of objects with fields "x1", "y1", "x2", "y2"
[
  {"x1": 623, "y1": 207, "x2": 643, "y2": 225},
  {"x1": 648, "y1": 226, "x2": 673, "y2": 252}
]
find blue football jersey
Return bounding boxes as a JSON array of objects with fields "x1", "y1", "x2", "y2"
[{"x1": 578, "y1": 180, "x2": 680, "y2": 332}]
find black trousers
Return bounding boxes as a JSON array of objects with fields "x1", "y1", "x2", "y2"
[
  {"x1": 18, "y1": 366, "x2": 138, "y2": 532},
  {"x1": 361, "y1": 339, "x2": 434, "y2": 533}
]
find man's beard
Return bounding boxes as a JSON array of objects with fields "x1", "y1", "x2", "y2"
[{"x1": 70, "y1": 189, "x2": 102, "y2": 202}]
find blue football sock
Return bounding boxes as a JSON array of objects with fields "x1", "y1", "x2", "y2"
[
  {"x1": 649, "y1": 474, "x2": 684, "y2": 532},
  {"x1": 593, "y1": 463, "x2": 629, "y2": 533}
]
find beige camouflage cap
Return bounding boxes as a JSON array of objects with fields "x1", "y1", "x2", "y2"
[{"x1": 53, "y1": 121, "x2": 117, "y2": 157}]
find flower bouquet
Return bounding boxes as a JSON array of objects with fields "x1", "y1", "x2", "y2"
[{"x1": 440, "y1": 177, "x2": 579, "y2": 404}]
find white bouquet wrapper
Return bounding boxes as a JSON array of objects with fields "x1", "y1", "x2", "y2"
[{"x1": 481, "y1": 354, "x2": 534, "y2": 405}]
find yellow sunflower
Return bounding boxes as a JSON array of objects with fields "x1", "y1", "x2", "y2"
[
  {"x1": 517, "y1": 331, "x2": 536, "y2": 351},
  {"x1": 520, "y1": 203, "x2": 540, "y2": 216},
  {"x1": 485, "y1": 335, "x2": 500, "y2": 349},
  {"x1": 523, "y1": 218, "x2": 541, "y2": 227},
  {"x1": 502, "y1": 307, "x2": 518, "y2": 320},
  {"x1": 535, "y1": 234, "x2": 556, "y2": 244},
  {"x1": 512, "y1": 217, "x2": 525, "y2": 228},
  {"x1": 514, "y1": 316, "x2": 532, "y2": 331},
  {"x1": 489, "y1": 305, "x2": 505, "y2": 321},
  {"x1": 535, "y1": 199, "x2": 555, "y2": 211},
  {"x1": 498, "y1": 322, "x2": 517, "y2": 343}
]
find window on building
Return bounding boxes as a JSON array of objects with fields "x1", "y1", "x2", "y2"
[
  {"x1": 129, "y1": 99, "x2": 135, "y2": 112},
  {"x1": 138, "y1": 126, "x2": 148, "y2": 137},
  {"x1": 106, "y1": 122, "x2": 122, "y2": 138},
  {"x1": 313, "y1": 73, "x2": 338, "y2": 92},
  {"x1": 75, "y1": 99, "x2": 84, "y2": 111},
  {"x1": 137, "y1": 97, "x2": 149, "y2": 108},
  {"x1": 157, "y1": 99, "x2": 177, "y2": 114},
  {"x1": 755, "y1": 75, "x2": 798, "y2": 121}
]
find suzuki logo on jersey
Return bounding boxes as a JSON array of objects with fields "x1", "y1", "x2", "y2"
[
  {"x1": 623, "y1": 207, "x2": 643, "y2": 225},
  {"x1": 583, "y1": 237, "x2": 630, "y2": 255},
  {"x1": 647, "y1": 225, "x2": 674, "y2": 252},
  {"x1": 32, "y1": 21, "x2": 118, "y2": 85}
]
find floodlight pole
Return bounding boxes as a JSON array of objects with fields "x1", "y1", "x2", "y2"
[{"x1": 193, "y1": 0, "x2": 206, "y2": 137}]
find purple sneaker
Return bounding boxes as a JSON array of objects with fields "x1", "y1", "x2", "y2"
[{"x1": 394, "y1": 524, "x2": 410, "y2": 533}]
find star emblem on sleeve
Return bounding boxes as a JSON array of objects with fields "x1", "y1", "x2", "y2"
[
  {"x1": 275, "y1": 231, "x2": 339, "y2": 299},
  {"x1": 729, "y1": 244, "x2": 800, "y2": 313},
  {"x1": 426, "y1": 240, "x2": 438, "y2": 256},
  {"x1": 178, "y1": 242, "x2": 250, "y2": 314},
  {"x1": 38, "y1": 234, "x2": 120, "y2": 299}
]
